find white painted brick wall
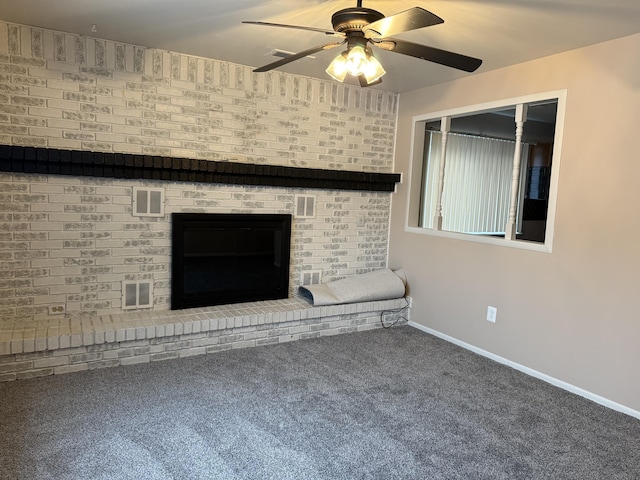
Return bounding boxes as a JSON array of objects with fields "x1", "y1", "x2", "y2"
[{"x1": 0, "y1": 19, "x2": 398, "y2": 328}]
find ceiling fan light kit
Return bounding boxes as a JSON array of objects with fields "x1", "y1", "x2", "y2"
[
  {"x1": 243, "y1": 1, "x2": 482, "y2": 88},
  {"x1": 325, "y1": 38, "x2": 386, "y2": 84}
]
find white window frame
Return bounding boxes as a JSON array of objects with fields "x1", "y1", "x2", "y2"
[{"x1": 404, "y1": 90, "x2": 567, "y2": 253}]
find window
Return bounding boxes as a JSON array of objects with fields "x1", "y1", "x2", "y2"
[{"x1": 406, "y1": 91, "x2": 566, "y2": 252}]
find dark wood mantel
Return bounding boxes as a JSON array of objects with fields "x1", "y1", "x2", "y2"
[{"x1": 0, "y1": 145, "x2": 401, "y2": 192}]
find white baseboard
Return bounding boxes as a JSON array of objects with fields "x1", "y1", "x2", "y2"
[{"x1": 408, "y1": 321, "x2": 640, "y2": 420}]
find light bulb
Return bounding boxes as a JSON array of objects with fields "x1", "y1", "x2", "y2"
[{"x1": 345, "y1": 45, "x2": 367, "y2": 76}]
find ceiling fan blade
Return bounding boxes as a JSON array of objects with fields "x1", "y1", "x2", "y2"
[
  {"x1": 374, "y1": 38, "x2": 482, "y2": 72},
  {"x1": 253, "y1": 41, "x2": 346, "y2": 73},
  {"x1": 363, "y1": 7, "x2": 443, "y2": 39},
  {"x1": 242, "y1": 21, "x2": 343, "y2": 37}
]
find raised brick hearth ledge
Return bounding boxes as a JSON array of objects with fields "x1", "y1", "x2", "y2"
[{"x1": 0, "y1": 297, "x2": 409, "y2": 381}]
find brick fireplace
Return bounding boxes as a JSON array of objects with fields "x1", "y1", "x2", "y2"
[
  {"x1": 0, "y1": 19, "x2": 407, "y2": 379},
  {"x1": 0, "y1": 18, "x2": 399, "y2": 325}
]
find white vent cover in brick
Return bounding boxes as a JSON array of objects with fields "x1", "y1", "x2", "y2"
[
  {"x1": 133, "y1": 187, "x2": 164, "y2": 217},
  {"x1": 301, "y1": 270, "x2": 322, "y2": 285},
  {"x1": 294, "y1": 195, "x2": 316, "y2": 218},
  {"x1": 122, "y1": 281, "x2": 153, "y2": 310}
]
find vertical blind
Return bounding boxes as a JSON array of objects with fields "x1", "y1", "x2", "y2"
[{"x1": 420, "y1": 132, "x2": 528, "y2": 234}]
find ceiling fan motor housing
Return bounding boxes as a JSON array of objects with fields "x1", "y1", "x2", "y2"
[{"x1": 331, "y1": 7, "x2": 385, "y2": 33}]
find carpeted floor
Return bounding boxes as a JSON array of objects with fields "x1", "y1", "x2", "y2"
[{"x1": 1, "y1": 326, "x2": 638, "y2": 480}]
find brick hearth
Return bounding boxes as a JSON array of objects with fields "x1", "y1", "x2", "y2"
[{"x1": 0, "y1": 297, "x2": 409, "y2": 381}]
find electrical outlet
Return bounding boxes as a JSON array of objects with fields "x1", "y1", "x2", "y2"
[
  {"x1": 486, "y1": 306, "x2": 497, "y2": 323},
  {"x1": 49, "y1": 304, "x2": 66, "y2": 315}
]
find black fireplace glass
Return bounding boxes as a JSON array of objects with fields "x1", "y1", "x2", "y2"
[{"x1": 171, "y1": 213, "x2": 291, "y2": 310}]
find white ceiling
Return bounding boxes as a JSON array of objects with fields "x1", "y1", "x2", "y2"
[{"x1": 1, "y1": 0, "x2": 639, "y2": 93}]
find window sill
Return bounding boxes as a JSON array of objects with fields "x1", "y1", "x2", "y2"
[{"x1": 404, "y1": 226, "x2": 552, "y2": 253}]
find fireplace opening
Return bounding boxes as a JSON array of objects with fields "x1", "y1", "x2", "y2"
[{"x1": 171, "y1": 213, "x2": 292, "y2": 310}]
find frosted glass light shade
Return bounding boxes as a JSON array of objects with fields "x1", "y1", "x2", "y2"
[
  {"x1": 362, "y1": 54, "x2": 385, "y2": 84},
  {"x1": 326, "y1": 46, "x2": 386, "y2": 84},
  {"x1": 326, "y1": 52, "x2": 349, "y2": 82}
]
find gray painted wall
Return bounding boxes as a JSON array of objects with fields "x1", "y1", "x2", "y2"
[{"x1": 389, "y1": 33, "x2": 640, "y2": 413}]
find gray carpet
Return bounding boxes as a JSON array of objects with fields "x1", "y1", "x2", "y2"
[{"x1": 1, "y1": 326, "x2": 638, "y2": 480}]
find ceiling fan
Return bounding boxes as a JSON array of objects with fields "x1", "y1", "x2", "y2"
[{"x1": 243, "y1": 0, "x2": 482, "y2": 87}]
